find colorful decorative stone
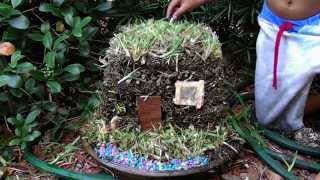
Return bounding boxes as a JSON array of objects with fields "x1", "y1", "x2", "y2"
[{"x1": 96, "y1": 143, "x2": 208, "y2": 172}]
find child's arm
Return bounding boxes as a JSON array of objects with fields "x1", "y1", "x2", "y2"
[{"x1": 166, "y1": 0, "x2": 211, "y2": 20}]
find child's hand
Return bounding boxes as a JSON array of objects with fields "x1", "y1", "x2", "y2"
[{"x1": 166, "y1": 0, "x2": 208, "y2": 21}]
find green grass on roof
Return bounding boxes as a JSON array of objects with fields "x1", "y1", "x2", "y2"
[{"x1": 108, "y1": 19, "x2": 222, "y2": 62}]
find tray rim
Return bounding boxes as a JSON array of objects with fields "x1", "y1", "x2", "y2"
[{"x1": 82, "y1": 139, "x2": 242, "y2": 178}]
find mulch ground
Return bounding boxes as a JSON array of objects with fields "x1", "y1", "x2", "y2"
[{"x1": 2, "y1": 122, "x2": 320, "y2": 180}]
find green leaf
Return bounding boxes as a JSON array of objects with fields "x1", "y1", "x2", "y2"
[
  {"x1": 11, "y1": 0, "x2": 23, "y2": 8},
  {"x1": 72, "y1": 17, "x2": 82, "y2": 37},
  {"x1": 25, "y1": 110, "x2": 41, "y2": 124},
  {"x1": 53, "y1": 34, "x2": 69, "y2": 50},
  {"x1": 27, "y1": 32, "x2": 43, "y2": 42},
  {"x1": 23, "y1": 131, "x2": 41, "y2": 142},
  {"x1": 2, "y1": 28, "x2": 20, "y2": 41},
  {"x1": 80, "y1": 17, "x2": 92, "y2": 28},
  {"x1": 0, "y1": 3, "x2": 13, "y2": 16},
  {"x1": 0, "y1": 3, "x2": 20, "y2": 17},
  {"x1": 23, "y1": 135, "x2": 35, "y2": 142},
  {"x1": 95, "y1": 2, "x2": 112, "y2": 12},
  {"x1": 42, "y1": 32, "x2": 53, "y2": 49},
  {"x1": 44, "y1": 51, "x2": 56, "y2": 68},
  {"x1": 33, "y1": 86, "x2": 45, "y2": 99},
  {"x1": 56, "y1": 50, "x2": 66, "y2": 64},
  {"x1": 39, "y1": 3, "x2": 62, "y2": 17},
  {"x1": 21, "y1": 142, "x2": 27, "y2": 149},
  {"x1": 53, "y1": 0, "x2": 64, "y2": 7},
  {"x1": 47, "y1": 81, "x2": 61, "y2": 93},
  {"x1": 25, "y1": 79, "x2": 36, "y2": 93},
  {"x1": 9, "y1": 15, "x2": 30, "y2": 30},
  {"x1": 9, "y1": 51, "x2": 24, "y2": 68},
  {"x1": 43, "y1": 102, "x2": 57, "y2": 112},
  {"x1": 64, "y1": 64, "x2": 85, "y2": 75},
  {"x1": 87, "y1": 95, "x2": 101, "y2": 109},
  {"x1": 63, "y1": 73, "x2": 80, "y2": 82},
  {"x1": 7, "y1": 117, "x2": 16, "y2": 125},
  {"x1": 63, "y1": 9, "x2": 74, "y2": 26},
  {"x1": 81, "y1": 27, "x2": 98, "y2": 41},
  {"x1": 31, "y1": 71, "x2": 46, "y2": 81},
  {"x1": 74, "y1": 2, "x2": 87, "y2": 14},
  {"x1": 9, "y1": 138, "x2": 21, "y2": 146},
  {"x1": 15, "y1": 128, "x2": 21, "y2": 136},
  {"x1": 39, "y1": 3, "x2": 53, "y2": 12},
  {"x1": 72, "y1": 28, "x2": 82, "y2": 38},
  {"x1": 32, "y1": 131, "x2": 41, "y2": 139},
  {"x1": 78, "y1": 42, "x2": 90, "y2": 57},
  {"x1": 40, "y1": 22, "x2": 50, "y2": 33},
  {"x1": 7, "y1": 75, "x2": 23, "y2": 88},
  {"x1": 29, "y1": 122, "x2": 38, "y2": 129},
  {"x1": 9, "y1": 89, "x2": 23, "y2": 97},
  {"x1": 16, "y1": 114, "x2": 23, "y2": 122},
  {"x1": 0, "y1": 75, "x2": 10, "y2": 87},
  {"x1": 16, "y1": 62, "x2": 34, "y2": 73}
]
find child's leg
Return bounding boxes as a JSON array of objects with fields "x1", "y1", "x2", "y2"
[
  {"x1": 255, "y1": 18, "x2": 320, "y2": 132},
  {"x1": 305, "y1": 95, "x2": 320, "y2": 115}
]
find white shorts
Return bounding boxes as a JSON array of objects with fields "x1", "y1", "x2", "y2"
[{"x1": 255, "y1": 4, "x2": 320, "y2": 131}]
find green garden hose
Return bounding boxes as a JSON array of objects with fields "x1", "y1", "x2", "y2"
[
  {"x1": 233, "y1": 92, "x2": 320, "y2": 157},
  {"x1": 261, "y1": 127, "x2": 320, "y2": 158},
  {"x1": 230, "y1": 118, "x2": 299, "y2": 180},
  {"x1": 266, "y1": 149, "x2": 320, "y2": 172},
  {"x1": 247, "y1": 139, "x2": 298, "y2": 180},
  {"x1": 24, "y1": 145, "x2": 115, "y2": 180},
  {"x1": 230, "y1": 92, "x2": 320, "y2": 178}
]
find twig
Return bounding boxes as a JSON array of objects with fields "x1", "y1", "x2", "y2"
[
  {"x1": 89, "y1": 39, "x2": 106, "y2": 43},
  {"x1": 19, "y1": 88, "x2": 33, "y2": 99},
  {"x1": 48, "y1": 93, "x2": 52, "y2": 102},
  {"x1": 79, "y1": 90, "x2": 101, "y2": 94},
  {"x1": 65, "y1": 116, "x2": 81, "y2": 122},
  {"x1": 223, "y1": 142, "x2": 238, "y2": 153},
  {"x1": 4, "y1": 116, "x2": 13, "y2": 133},
  {"x1": 32, "y1": 11, "x2": 45, "y2": 23},
  {"x1": 22, "y1": 7, "x2": 37, "y2": 14},
  {"x1": 259, "y1": 166, "x2": 268, "y2": 180},
  {"x1": 32, "y1": 11, "x2": 60, "y2": 36},
  {"x1": 117, "y1": 67, "x2": 141, "y2": 85},
  {"x1": 58, "y1": 162, "x2": 73, "y2": 168},
  {"x1": 6, "y1": 167, "x2": 29, "y2": 173},
  {"x1": 90, "y1": 51, "x2": 105, "y2": 57},
  {"x1": 175, "y1": 55, "x2": 179, "y2": 72}
]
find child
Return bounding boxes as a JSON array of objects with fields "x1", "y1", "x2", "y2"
[{"x1": 167, "y1": 0, "x2": 320, "y2": 146}]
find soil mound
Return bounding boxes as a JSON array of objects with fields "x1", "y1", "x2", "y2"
[{"x1": 97, "y1": 20, "x2": 241, "y2": 129}]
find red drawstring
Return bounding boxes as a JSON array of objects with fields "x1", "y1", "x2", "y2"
[{"x1": 273, "y1": 22, "x2": 293, "y2": 90}]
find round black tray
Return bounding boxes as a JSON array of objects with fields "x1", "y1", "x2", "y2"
[{"x1": 83, "y1": 139, "x2": 243, "y2": 180}]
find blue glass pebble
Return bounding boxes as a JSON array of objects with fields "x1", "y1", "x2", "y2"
[{"x1": 96, "y1": 143, "x2": 209, "y2": 172}]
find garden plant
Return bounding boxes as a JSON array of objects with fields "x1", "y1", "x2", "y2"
[{"x1": 83, "y1": 19, "x2": 244, "y2": 175}]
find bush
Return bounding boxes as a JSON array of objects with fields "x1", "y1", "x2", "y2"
[
  {"x1": 188, "y1": 0, "x2": 263, "y2": 65},
  {"x1": 0, "y1": 0, "x2": 111, "y2": 148}
]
